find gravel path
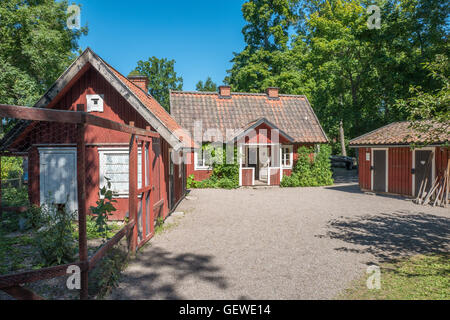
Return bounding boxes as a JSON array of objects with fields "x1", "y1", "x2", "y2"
[{"x1": 108, "y1": 183, "x2": 449, "y2": 300}]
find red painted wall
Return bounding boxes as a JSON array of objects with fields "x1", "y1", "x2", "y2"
[
  {"x1": 358, "y1": 147, "x2": 372, "y2": 190},
  {"x1": 242, "y1": 168, "x2": 253, "y2": 186},
  {"x1": 388, "y1": 147, "x2": 412, "y2": 196},
  {"x1": 357, "y1": 146, "x2": 448, "y2": 197},
  {"x1": 436, "y1": 147, "x2": 449, "y2": 179},
  {"x1": 270, "y1": 168, "x2": 281, "y2": 186},
  {"x1": 19, "y1": 66, "x2": 182, "y2": 221},
  {"x1": 185, "y1": 151, "x2": 214, "y2": 181}
]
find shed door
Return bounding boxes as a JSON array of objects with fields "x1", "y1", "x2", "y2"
[
  {"x1": 415, "y1": 150, "x2": 433, "y2": 196},
  {"x1": 39, "y1": 148, "x2": 78, "y2": 214},
  {"x1": 373, "y1": 150, "x2": 387, "y2": 192},
  {"x1": 152, "y1": 139, "x2": 162, "y2": 221}
]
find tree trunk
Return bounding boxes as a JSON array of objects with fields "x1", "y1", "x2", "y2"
[{"x1": 339, "y1": 120, "x2": 347, "y2": 156}]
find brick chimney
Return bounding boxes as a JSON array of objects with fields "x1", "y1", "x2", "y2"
[
  {"x1": 266, "y1": 87, "x2": 279, "y2": 99},
  {"x1": 219, "y1": 85, "x2": 231, "y2": 99},
  {"x1": 128, "y1": 75, "x2": 149, "y2": 93}
]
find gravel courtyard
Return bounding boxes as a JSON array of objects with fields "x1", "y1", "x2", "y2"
[{"x1": 108, "y1": 182, "x2": 449, "y2": 300}]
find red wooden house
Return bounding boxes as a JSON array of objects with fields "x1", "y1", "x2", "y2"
[
  {"x1": 350, "y1": 121, "x2": 449, "y2": 197},
  {"x1": 1, "y1": 48, "x2": 193, "y2": 220},
  {"x1": 170, "y1": 86, "x2": 329, "y2": 186}
]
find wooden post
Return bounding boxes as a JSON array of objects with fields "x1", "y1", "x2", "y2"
[
  {"x1": 76, "y1": 104, "x2": 88, "y2": 300},
  {"x1": 0, "y1": 156, "x2": 2, "y2": 220},
  {"x1": 148, "y1": 139, "x2": 154, "y2": 235},
  {"x1": 141, "y1": 140, "x2": 146, "y2": 237},
  {"x1": 339, "y1": 120, "x2": 347, "y2": 157},
  {"x1": 129, "y1": 122, "x2": 138, "y2": 253}
]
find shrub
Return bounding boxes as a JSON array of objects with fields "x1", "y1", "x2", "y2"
[
  {"x1": 35, "y1": 202, "x2": 78, "y2": 266},
  {"x1": 280, "y1": 144, "x2": 334, "y2": 188},
  {"x1": 188, "y1": 145, "x2": 239, "y2": 189},
  {"x1": 90, "y1": 178, "x2": 118, "y2": 241},
  {"x1": 88, "y1": 246, "x2": 128, "y2": 299},
  {"x1": 2, "y1": 186, "x2": 29, "y2": 208},
  {"x1": 1, "y1": 157, "x2": 23, "y2": 180}
]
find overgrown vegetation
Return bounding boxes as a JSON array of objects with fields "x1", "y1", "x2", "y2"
[
  {"x1": 88, "y1": 246, "x2": 128, "y2": 299},
  {"x1": 35, "y1": 202, "x2": 78, "y2": 266},
  {"x1": 1, "y1": 186, "x2": 29, "y2": 208},
  {"x1": 225, "y1": 0, "x2": 449, "y2": 155},
  {"x1": 188, "y1": 145, "x2": 239, "y2": 189},
  {"x1": 281, "y1": 145, "x2": 334, "y2": 187},
  {"x1": 1, "y1": 157, "x2": 23, "y2": 180},
  {"x1": 340, "y1": 254, "x2": 450, "y2": 300},
  {"x1": 89, "y1": 178, "x2": 118, "y2": 241}
]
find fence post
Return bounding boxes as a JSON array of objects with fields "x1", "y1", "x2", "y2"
[
  {"x1": 76, "y1": 104, "x2": 88, "y2": 300},
  {"x1": 0, "y1": 156, "x2": 2, "y2": 219},
  {"x1": 129, "y1": 122, "x2": 138, "y2": 253}
]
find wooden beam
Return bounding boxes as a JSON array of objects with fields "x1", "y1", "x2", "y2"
[
  {"x1": 88, "y1": 221, "x2": 135, "y2": 270},
  {"x1": 129, "y1": 123, "x2": 138, "y2": 253},
  {"x1": 76, "y1": 104, "x2": 89, "y2": 300},
  {"x1": 0, "y1": 104, "x2": 160, "y2": 138},
  {"x1": 2, "y1": 286, "x2": 45, "y2": 300},
  {"x1": 0, "y1": 262, "x2": 86, "y2": 289}
]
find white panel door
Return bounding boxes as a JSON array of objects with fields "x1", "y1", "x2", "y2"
[
  {"x1": 259, "y1": 147, "x2": 270, "y2": 181},
  {"x1": 39, "y1": 148, "x2": 78, "y2": 214}
]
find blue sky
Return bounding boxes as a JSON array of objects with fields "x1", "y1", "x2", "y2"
[{"x1": 74, "y1": 0, "x2": 247, "y2": 91}]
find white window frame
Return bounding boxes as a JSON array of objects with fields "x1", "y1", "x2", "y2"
[
  {"x1": 38, "y1": 147, "x2": 78, "y2": 215},
  {"x1": 98, "y1": 147, "x2": 142, "y2": 198},
  {"x1": 281, "y1": 145, "x2": 293, "y2": 169},
  {"x1": 194, "y1": 149, "x2": 212, "y2": 171}
]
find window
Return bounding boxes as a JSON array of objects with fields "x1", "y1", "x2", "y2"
[
  {"x1": 87, "y1": 94, "x2": 104, "y2": 112},
  {"x1": 99, "y1": 148, "x2": 142, "y2": 197},
  {"x1": 194, "y1": 150, "x2": 212, "y2": 170},
  {"x1": 281, "y1": 145, "x2": 293, "y2": 168}
]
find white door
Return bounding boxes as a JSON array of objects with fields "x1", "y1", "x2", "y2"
[
  {"x1": 39, "y1": 148, "x2": 78, "y2": 214},
  {"x1": 259, "y1": 147, "x2": 270, "y2": 182}
]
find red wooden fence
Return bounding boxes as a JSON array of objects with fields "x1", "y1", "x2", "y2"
[{"x1": 0, "y1": 104, "x2": 160, "y2": 300}]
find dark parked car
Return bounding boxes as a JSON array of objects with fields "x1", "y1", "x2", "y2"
[{"x1": 330, "y1": 156, "x2": 357, "y2": 170}]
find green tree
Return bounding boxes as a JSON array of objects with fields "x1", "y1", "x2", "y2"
[
  {"x1": 132, "y1": 57, "x2": 183, "y2": 111},
  {"x1": 0, "y1": 0, "x2": 87, "y2": 108},
  {"x1": 225, "y1": 0, "x2": 299, "y2": 92},
  {"x1": 226, "y1": 0, "x2": 449, "y2": 154},
  {"x1": 196, "y1": 77, "x2": 218, "y2": 92},
  {"x1": 397, "y1": 54, "x2": 450, "y2": 146}
]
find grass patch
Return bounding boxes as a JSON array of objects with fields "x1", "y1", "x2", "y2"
[
  {"x1": 0, "y1": 230, "x2": 41, "y2": 275},
  {"x1": 340, "y1": 254, "x2": 450, "y2": 300}
]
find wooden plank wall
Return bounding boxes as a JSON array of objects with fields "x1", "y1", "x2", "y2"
[
  {"x1": 388, "y1": 147, "x2": 412, "y2": 196},
  {"x1": 358, "y1": 147, "x2": 371, "y2": 190}
]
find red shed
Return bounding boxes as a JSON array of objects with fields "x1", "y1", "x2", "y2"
[
  {"x1": 350, "y1": 121, "x2": 449, "y2": 197},
  {"x1": 170, "y1": 86, "x2": 329, "y2": 186},
  {"x1": 1, "y1": 48, "x2": 193, "y2": 220}
]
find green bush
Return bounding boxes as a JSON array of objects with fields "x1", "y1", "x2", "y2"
[
  {"x1": 88, "y1": 246, "x2": 128, "y2": 299},
  {"x1": 89, "y1": 178, "x2": 118, "y2": 241},
  {"x1": 188, "y1": 145, "x2": 239, "y2": 189},
  {"x1": 281, "y1": 145, "x2": 334, "y2": 188},
  {"x1": 1, "y1": 157, "x2": 23, "y2": 180},
  {"x1": 35, "y1": 202, "x2": 78, "y2": 266},
  {"x1": 2, "y1": 186, "x2": 29, "y2": 208}
]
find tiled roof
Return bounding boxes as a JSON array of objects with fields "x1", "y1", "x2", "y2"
[
  {"x1": 350, "y1": 121, "x2": 450, "y2": 146},
  {"x1": 97, "y1": 57, "x2": 195, "y2": 148},
  {"x1": 170, "y1": 91, "x2": 328, "y2": 144},
  {"x1": 0, "y1": 48, "x2": 195, "y2": 150}
]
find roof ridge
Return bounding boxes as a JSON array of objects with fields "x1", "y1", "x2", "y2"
[
  {"x1": 96, "y1": 54, "x2": 185, "y2": 132},
  {"x1": 170, "y1": 90, "x2": 308, "y2": 98}
]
